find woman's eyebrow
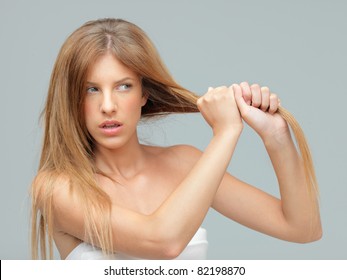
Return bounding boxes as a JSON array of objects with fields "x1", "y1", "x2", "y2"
[{"x1": 85, "y1": 77, "x2": 134, "y2": 85}]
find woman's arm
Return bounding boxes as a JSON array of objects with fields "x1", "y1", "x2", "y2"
[
  {"x1": 52, "y1": 85, "x2": 243, "y2": 259},
  {"x1": 212, "y1": 82, "x2": 322, "y2": 242}
]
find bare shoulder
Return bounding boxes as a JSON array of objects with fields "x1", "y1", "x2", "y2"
[
  {"x1": 143, "y1": 144, "x2": 202, "y2": 168},
  {"x1": 32, "y1": 171, "x2": 82, "y2": 234},
  {"x1": 167, "y1": 144, "x2": 202, "y2": 155},
  {"x1": 143, "y1": 144, "x2": 202, "y2": 156},
  {"x1": 167, "y1": 144, "x2": 202, "y2": 163},
  {"x1": 32, "y1": 171, "x2": 93, "y2": 258},
  {"x1": 31, "y1": 170, "x2": 71, "y2": 209}
]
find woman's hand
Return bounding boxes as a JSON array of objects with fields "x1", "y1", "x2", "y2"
[
  {"x1": 233, "y1": 82, "x2": 289, "y2": 143},
  {"x1": 197, "y1": 86, "x2": 243, "y2": 136}
]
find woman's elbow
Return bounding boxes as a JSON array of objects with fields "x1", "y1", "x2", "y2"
[
  {"x1": 293, "y1": 224, "x2": 323, "y2": 244},
  {"x1": 304, "y1": 227, "x2": 323, "y2": 243},
  {"x1": 146, "y1": 230, "x2": 186, "y2": 259},
  {"x1": 159, "y1": 241, "x2": 185, "y2": 259}
]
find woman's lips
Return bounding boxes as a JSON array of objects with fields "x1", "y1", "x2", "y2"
[{"x1": 99, "y1": 120, "x2": 123, "y2": 136}]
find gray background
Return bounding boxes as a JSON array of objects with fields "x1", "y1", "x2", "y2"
[{"x1": 1, "y1": 0, "x2": 346, "y2": 259}]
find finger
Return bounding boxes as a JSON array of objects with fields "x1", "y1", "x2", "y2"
[
  {"x1": 260, "y1": 86, "x2": 270, "y2": 111},
  {"x1": 250, "y1": 84, "x2": 262, "y2": 108},
  {"x1": 269, "y1": 93, "x2": 279, "y2": 114},
  {"x1": 214, "y1": 86, "x2": 227, "y2": 92},
  {"x1": 196, "y1": 96, "x2": 204, "y2": 109},
  {"x1": 240, "y1": 81, "x2": 252, "y2": 105},
  {"x1": 233, "y1": 84, "x2": 248, "y2": 115}
]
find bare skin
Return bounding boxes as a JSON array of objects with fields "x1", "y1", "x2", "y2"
[{"x1": 49, "y1": 53, "x2": 322, "y2": 259}]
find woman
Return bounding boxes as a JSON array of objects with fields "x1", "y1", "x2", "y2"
[{"x1": 31, "y1": 18, "x2": 322, "y2": 260}]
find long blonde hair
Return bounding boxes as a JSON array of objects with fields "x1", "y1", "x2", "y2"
[{"x1": 31, "y1": 18, "x2": 318, "y2": 259}]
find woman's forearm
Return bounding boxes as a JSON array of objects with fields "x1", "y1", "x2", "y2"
[
  {"x1": 264, "y1": 132, "x2": 322, "y2": 241},
  {"x1": 152, "y1": 129, "x2": 241, "y2": 249}
]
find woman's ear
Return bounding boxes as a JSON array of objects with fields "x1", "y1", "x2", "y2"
[
  {"x1": 141, "y1": 79, "x2": 149, "y2": 107},
  {"x1": 141, "y1": 85, "x2": 149, "y2": 107},
  {"x1": 141, "y1": 95, "x2": 148, "y2": 107},
  {"x1": 141, "y1": 88, "x2": 149, "y2": 107}
]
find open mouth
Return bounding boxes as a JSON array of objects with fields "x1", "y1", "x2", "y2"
[{"x1": 103, "y1": 124, "x2": 120, "y2": 129}]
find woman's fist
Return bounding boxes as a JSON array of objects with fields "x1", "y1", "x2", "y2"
[
  {"x1": 197, "y1": 86, "x2": 243, "y2": 136},
  {"x1": 233, "y1": 82, "x2": 288, "y2": 141}
]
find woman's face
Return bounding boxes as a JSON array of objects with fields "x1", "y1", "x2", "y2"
[{"x1": 84, "y1": 53, "x2": 147, "y2": 151}]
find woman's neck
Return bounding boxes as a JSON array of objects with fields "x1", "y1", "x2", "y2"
[{"x1": 94, "y1": 137, "x2": 147, "y2": 180}]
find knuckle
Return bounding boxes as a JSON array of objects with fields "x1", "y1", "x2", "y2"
[
  {"x1": 218, "y1": 86, "x2": 228, "y2": 92},
  {"x1": 261, "y1": 103, "x2": 269, "y2": 111},
  {"x1": 231, "y1": 84, "x2": 241, "y2": 91},
  {"x1": 251, "y1": 83, "x2": 260, "y2": 90},
  {"x1": 204, "y1": 95, "x2": 212, "y2": 102},
  {"x1": 261, "y1": 86, "x2": 270, "y2": 94},
  {"x1": 197, "y1": 97, "x2": 204, "y2": 106}
]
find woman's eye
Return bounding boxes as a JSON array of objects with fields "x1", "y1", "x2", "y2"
[
  {"x1": 86, "y1": 87, "x2": 98, "y2": 94},
  {"x1": 118, "y1": 84, "x2": 132, "y2": 91}
]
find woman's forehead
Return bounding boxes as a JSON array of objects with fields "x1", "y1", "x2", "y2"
[{"x1": 85, "y1": 53, "x2": 138, "y2": 83}]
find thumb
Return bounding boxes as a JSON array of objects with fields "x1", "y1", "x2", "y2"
[{"x1": 233, "y1": 84, "x2": 249, "y2": 116}]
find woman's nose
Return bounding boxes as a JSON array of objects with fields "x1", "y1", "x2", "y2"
[{"x1": 100, "y1": 92, "x2": 117, "y2": 115}]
